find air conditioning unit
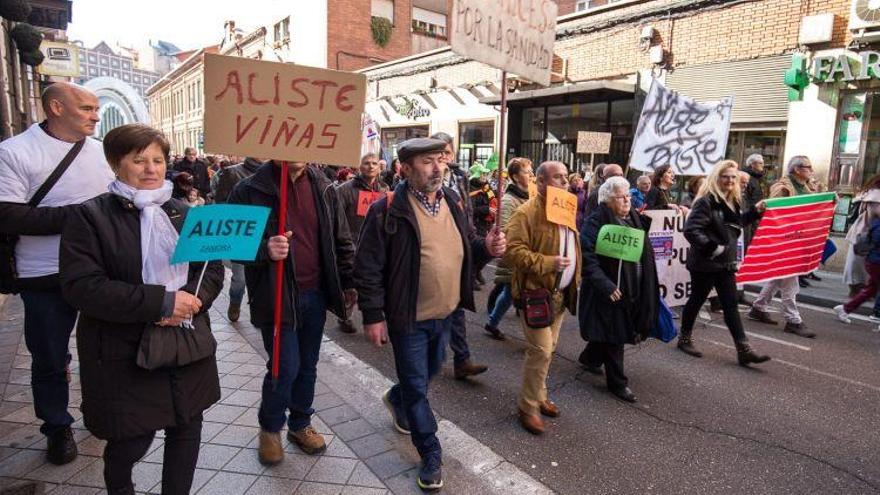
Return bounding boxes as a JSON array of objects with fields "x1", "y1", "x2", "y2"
[{"x1": 850, "y1": 0, "x2": 880, "y2": 38}]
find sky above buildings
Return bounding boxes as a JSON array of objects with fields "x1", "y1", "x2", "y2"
[{"x1": 67, "y1": 0, "x2": 298, "y2": 51}]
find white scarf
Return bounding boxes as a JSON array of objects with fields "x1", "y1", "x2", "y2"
[{"x1": 108, "y1": 180, "x2": 188, "y2": 291}]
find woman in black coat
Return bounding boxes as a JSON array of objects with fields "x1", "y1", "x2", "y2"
[
  {"x1": 60, "y1": 124, "x2": 222, "y2": 494},
  {"x1": 679, "y1": 160, "x2": 770, "y2": 366},
  {"x1": 578, "y1": 176, "x2": 660, "y2": 403}
]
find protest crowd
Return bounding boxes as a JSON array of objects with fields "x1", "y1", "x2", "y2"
[{"x1": 0, "y1": 70, "x2": 864, "y2": 494}]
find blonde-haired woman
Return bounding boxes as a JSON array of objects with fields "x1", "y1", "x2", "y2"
[{"x1": 678, "y1": 160, "x2": 770, "y2": 366}]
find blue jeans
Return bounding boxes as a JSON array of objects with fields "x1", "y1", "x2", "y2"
[
  {"x1": 227, "y1": 262, "x2": 246, "y2": 306},
  {"x1": 388, "y1": 316, "x2": 452, "y2": 458},
  {"x1": 20, "y1": 290, "x2": 77, "y2": 436},
  {"x1": 487, "y1": 284, "x2": 513, "y2": 328},
  {"x1": 448, "y1": 308, "x2": 470, "y2": 367},
  {"x1": 258, "y1": 289, "x2": 326, "y2": 432}
]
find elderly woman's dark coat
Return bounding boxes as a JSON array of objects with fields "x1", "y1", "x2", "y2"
[
  {"x1": 578, "y1": 203, "x2": 660, "y2": 344},
  {"x1": 60, "y1": 194, "x2": 223, "y2": 441}
]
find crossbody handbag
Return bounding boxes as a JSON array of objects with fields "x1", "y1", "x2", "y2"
[
  {"x1": 520, "y1": 229, "x2": 569, "y2": 329},
  {"x1": 136, "y1": 203, "x2": 216, "y2": 370},
  {"x1": 0, "y1": 139, "x2": 85, "y2": 294}
]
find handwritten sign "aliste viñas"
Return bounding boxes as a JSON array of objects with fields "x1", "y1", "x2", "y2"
[{"x1": 203, "y1": 53, "x2": 367, "y2": 167}]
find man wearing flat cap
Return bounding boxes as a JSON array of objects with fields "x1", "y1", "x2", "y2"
[{"x1": 355, "y1": 138, "x2": 506, "y2": 492}]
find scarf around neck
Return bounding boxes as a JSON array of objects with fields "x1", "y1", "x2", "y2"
[{"x1": 108, "y1": 179, "x2": 188, "y2": 291}]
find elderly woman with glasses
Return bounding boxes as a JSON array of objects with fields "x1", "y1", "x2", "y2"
[
  {"x1": 60, "y1": 124, "x2": 223, "y2": 494},
  {"x1": 578, "y1": 176, "x2": 660, "y2": 403},
  {"x1": 678, "y1": 160, "x2": 770, "y2": 366}
]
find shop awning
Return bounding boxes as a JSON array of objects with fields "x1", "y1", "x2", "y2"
[
  {"x1": 366, "y1": 83, "x2": 500, "y2": 128},
  {"x1": 478, "y1": 80, "x2": 635, "y2": 105}
]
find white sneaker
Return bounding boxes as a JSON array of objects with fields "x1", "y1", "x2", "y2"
[
  {"x1": 869, "y1": 314, "x2": 880, "y2": 323},
  {"x1": 833, "y1": 305, "x2": 851, "y2": 324}
]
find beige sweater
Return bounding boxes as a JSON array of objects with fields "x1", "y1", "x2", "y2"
[{"x1": 408, "y1": 194, "x2": 464, "y2": 321}]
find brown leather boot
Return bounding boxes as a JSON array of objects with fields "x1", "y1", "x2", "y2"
[
  {"x1": 288, "y1": 425, "x2": 327, "y2": 455},
  {"x1": 454, "y1": 360, "x2": 488, "y2": 380},
  {"x1": 258, "y1": 430, "x2": 284, "y2": 465},
  {"x1": 518, "y1": 409, "x2": 545, "y2": 435},
  {"x1": 539, "y1": 400, "x2": 559, "y2": 418}
]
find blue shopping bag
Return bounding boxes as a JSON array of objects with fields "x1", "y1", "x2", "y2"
[
  {"x1": 821, "y1": 239, "x2": 837, "y2": 264},
  {"x1": 650, "y1": 296, "x2": 678, "y2": 343}
]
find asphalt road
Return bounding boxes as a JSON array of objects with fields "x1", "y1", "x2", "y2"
[{"x1": 328, "y1": 266, "x2": 880, "y2": 495}]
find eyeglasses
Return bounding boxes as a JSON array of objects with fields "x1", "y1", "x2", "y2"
[
  {"x1": 611, "y1": 194, "x2": 631, "y2": 201},
  {"x1": 797, "y1": 165, "x2": 813, "y2": 170}
]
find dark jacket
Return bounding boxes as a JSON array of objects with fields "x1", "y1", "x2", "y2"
[
  {"x1": 469, "y1": 184, "x2": 495, "y2": 236},
  {"x1": 684, "y1": 195, "x2": 760, "y2": 273},
  {"x1": 214, "y1": 158, "x2": 262, "y2": 203},
  {"x1": 445, "y1": 163, "x2": 473, "y2": 220},
  {"x1": 337, "y1": 174, "x2": 389, "y2": 240},
  {"x1": 59, "y1": 194, "x2": 223, "y2": 441},
  {"x1": 645, "y1": 187, "x2": 673, "y2": 210},
  {"x1": 742, "y1": 168, "x2": 765, "y2": 246},
  {"x1": 227, "y1": 163, "x2": 355, "y2": 328},
  {"x1": 354, "y1": 181, "x2": 491, "y2": 333},
  {"x1": 585, "y1": 188, "x2": 600, "y2": 218},
  {"x1": 867, "y1": 219, "x2": 880, "y2": 265},
  {"x1": 173, "y1": 158, "x2": 211, "y2": 195},
  {"x1": 571, "y1": 186, "x2": 587, "y2": 232},
  {"x1": 578, "y1": 204, "x2": 659, "y2": 345}
]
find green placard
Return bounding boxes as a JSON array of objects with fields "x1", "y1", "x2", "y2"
[{"x1": 595, "y1": 224, "x2": 645, "y2": 262}]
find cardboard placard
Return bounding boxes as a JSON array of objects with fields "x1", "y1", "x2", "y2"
[
  {"x1": 450, "y1": 0, "x2": 558, "y2": 87},
  {"x1": 577, "y1": 131, "x2": 612, "y2": 154},
  {"x1": 545, "y1": 186, "x2": 577, "y2": 231},
  {"x1": 203, "y1": 53, "x2": 367, "y2": 167},
  {"x1": 356, "y1": 190, "x2": 384, "y2": 217},
  {"x1": 595, "y1": 224, "x2": 644, "y2": 262},
  {"x1": 528, "y1": 181, "x2": 538, "y2": 199},
  {"x1": 171, "y1": 204, "x2": 270, "y2": 263}
]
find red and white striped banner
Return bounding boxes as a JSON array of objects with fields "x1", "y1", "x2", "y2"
[{"x1": 736, "y1": 192, "x2": 835, "y2": 285}]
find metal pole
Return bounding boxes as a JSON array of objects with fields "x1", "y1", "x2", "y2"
[{"x1": 495, "y1": 70, "x2": 508, "y2": 228}]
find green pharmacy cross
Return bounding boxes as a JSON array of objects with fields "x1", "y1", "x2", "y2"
[{"x1": 784, "y1": 54, "x2": 809, "y2": 102}]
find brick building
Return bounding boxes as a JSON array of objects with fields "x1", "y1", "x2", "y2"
[{"x1": 361, "y1": 0, "x2": 874, "y2": 233}]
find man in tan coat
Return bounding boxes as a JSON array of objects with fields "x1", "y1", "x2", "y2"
[{"x1": 504, "y1": 161, "x2": 581, "y2": 435}]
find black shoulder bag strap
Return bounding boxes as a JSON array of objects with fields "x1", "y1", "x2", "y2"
[{"x1": 28, "y1": 139, "x2": 85, "y2": 207}]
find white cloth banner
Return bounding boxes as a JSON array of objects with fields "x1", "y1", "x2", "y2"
[
  {"x1": 630, "y1": 80, "x2": 733, "y2": 176},
  {"x1": 644, "y1": 209, "x2": 742, "y2": 307}
]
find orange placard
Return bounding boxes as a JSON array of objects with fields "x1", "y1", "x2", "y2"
[
  {"x1": 528, "y1": 181, "x2": 538, "y2": 199},
  {"x1": 357, "y1": 190, "x2": 383, "y2": 217},
  {"x1": 546, "y1": 186, "x2": 578, "y2": 231}
]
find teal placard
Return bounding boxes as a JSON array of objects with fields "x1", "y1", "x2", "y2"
[
  {"x1": 171, "y1": 204, "x2": 270, "y2": 264},
  {"x1": 595, "y1": 224, "x2": 645, "y2": 262}
]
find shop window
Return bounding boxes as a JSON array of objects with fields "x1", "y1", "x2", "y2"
[
  {"x1": 576, "y1": 0, "x2": 590, "y2": 11},
  {"x1": 458, "y1": 121, "x2": 495, "y2": 167},
  {"x1": 546, "y1": 102, "x2": 606, "y2": 143},
  {"x1": 725, "y1": 130, "x2": 785, "y2": 194},
  {"x1": 521, "y1": 108, "x2": 545, "y2": 141},
  {"x1": 381, "y1": 126, "x2": 428, "y2": 159}
]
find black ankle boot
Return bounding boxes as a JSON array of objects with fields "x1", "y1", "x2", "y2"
[
  {"x1": 736, "y1": 342, "x2": 771, "y2": 366},
  {"x1": 677, "y1": 334, "x2": 703, "y2": 358}
]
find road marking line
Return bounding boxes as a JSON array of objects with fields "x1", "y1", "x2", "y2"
[
  {"x1": 704, "y1": 339, "x2": 880, "y2": 393},
  {"x1": 702, "y1": 322, "x2": 811, "y2": 351}
]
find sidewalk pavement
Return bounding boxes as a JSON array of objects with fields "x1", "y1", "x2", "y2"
[
  {"x1": 743, "y1": 270, "x2": 873, "y2": 315},
  {"x1": 0, "y1": 281, "x2": 551, "y2": 494}
]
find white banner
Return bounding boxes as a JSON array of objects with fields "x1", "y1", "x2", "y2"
[
  {"x1": 645, "y1": 209, "x2": 743, "y2": 307},
  {"x1": 630, "y1": 80, "x2": 733, "y2": 176}
]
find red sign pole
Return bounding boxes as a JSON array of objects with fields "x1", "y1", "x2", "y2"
[
  {"x1": 495, "y1": 70, "x2": 508, "y2": 228},
  {"x1": 271, "y1": 161, "x2": 289, "y2": 383}
]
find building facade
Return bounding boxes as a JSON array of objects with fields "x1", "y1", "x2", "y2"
[{"x1": 361, "y1": 0, "x2": 863, "y2": 224}]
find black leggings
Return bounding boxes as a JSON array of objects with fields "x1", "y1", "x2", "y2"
[
  {"x1": 681, "y1": 271, "x2": 747, "y2": 344},
  {"x1": 103, "y1": 415, "x2": 203, "y2": 495}
]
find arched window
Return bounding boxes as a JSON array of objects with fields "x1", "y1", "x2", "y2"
[{"x1": 98, "y1": 103, "x2": 127, "y2": 139}]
